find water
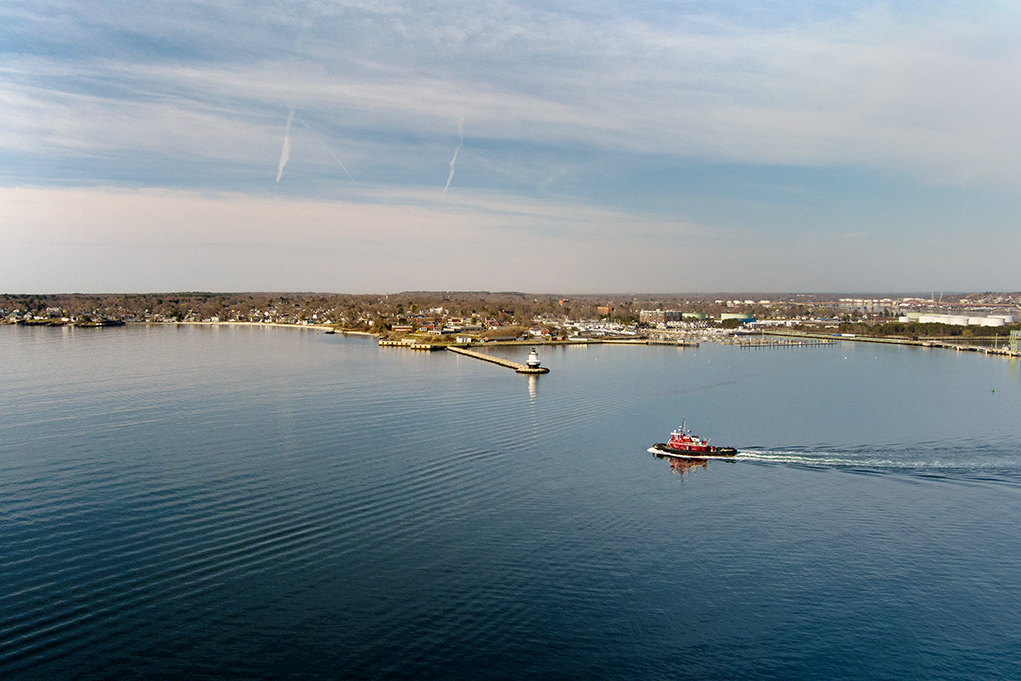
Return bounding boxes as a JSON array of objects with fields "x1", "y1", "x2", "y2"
[{"x1": 2, "y1": 325, "x2": 1020, "y2": 679}]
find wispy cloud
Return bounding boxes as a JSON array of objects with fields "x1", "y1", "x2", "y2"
[{"x1": 4, "y1": 8, "x2": 1019, "y2": 189}]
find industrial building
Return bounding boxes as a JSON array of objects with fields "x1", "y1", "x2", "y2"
[{"x1": 898, "y1": 313, "x2": 1015, "y2": 327}]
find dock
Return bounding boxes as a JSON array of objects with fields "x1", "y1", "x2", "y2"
[
  {"x1": 378, "y1": 340, "x2": 444, "y2": 350},
  {"x1": 446, "y1": 346, "x2": 550, "y2": 373},
  {"x1": 726, "y1": 337, "x2": 836, "y2": 347},
  {"x1": 646, "y1": 339, "x2": 699, "y2": 347}
]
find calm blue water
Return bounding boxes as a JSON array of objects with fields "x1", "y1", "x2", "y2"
[{"x1": 2, "y1": 325, "x2": 1020, "y2": 679}]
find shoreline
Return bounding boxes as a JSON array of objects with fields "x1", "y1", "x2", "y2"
[
  {"x1": 170, "y1": 321, "x2": 379, "y2": 337},
  {"x1": 170, "y1": 321, "x2": 374, "y2": 335},
  {"x1": 5, "y1": 320, "x2": 1017, "y2": 357},
  {"x1": 1, "y1": 319, "x2": 379, "y2": 336},
  {"x1": 381, "y1": 330, "x2": 1020, "y2": 357}
]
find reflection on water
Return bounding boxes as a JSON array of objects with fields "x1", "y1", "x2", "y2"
[
  {"x1": 668, "y1": 456, "x2": 707, "y2": 475},
  {"x1": 653, "y1": 452, "x2": 731, "y2": 476}
]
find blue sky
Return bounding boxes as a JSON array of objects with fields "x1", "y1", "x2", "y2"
[{"x1": 2, "y1": 0, "x2": 1020, "y2": 293}]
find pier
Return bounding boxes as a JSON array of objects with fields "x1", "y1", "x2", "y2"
[
  {"x1": 726, "y1": 337, "x2": 836, "y2": 347},
  {"x1": 378, "y1": 340, "x2": 443, "y2": 350},
  {"x1": 646, "y1": 339, "x2": 700, "y2": 347},
  {"x1": 446, "y1": 346, "x2": 550, "y2": 373}
]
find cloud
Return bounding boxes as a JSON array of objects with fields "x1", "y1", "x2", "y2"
[{"x1": 3, "y1": 5, "x2": 1020, "y2": 190}]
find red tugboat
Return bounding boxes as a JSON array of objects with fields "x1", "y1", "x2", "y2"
[{"x1": 649, "y1": 419, "x2": 737, "y2": 459}]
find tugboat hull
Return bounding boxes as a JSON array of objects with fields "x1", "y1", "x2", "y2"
[{"x1": 649, "y1": 443, "x2": 737, "y2": 459}]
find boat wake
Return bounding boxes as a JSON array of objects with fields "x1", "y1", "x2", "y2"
[
  {"x1": 732, "y1": 449, "x2": 893, "y2": 466},
  {"x1": 650, "y1": 447, "x2": 878, "y2": 466},
  {"x1": 726, "y1": 448, "x2": 1021, "y2": 485}
]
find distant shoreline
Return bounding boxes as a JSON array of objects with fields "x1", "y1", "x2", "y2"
[
  {"x1": 1, "y1": 318, "x2": 379, "y2": 337},
  {"x1": 170, "y1": 320, "x2": 375, "y2": 335},
  {"x1": 4, "y1": 320, "x2": 1017, "y2": 357}
]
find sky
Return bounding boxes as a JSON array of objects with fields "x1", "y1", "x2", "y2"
[{"x1": 2, "y1": 0, "x2": 1020, "y2": 294}]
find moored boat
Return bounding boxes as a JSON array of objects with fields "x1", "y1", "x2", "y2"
[{"x1": 649, "y1": 419, "x2": 737, "y2": 459}]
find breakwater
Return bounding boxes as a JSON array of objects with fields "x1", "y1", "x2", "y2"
[
  {"x1": 446, "y1": 346, "x2": 550, "y2": 373},
  {"x1": 769, "y1": 331, "x2": 1021, "y2": 357}
]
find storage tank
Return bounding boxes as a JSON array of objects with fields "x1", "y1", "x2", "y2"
[
  {"x1": 982, "y1": 317, "x2": 1006, "y2": 327},
  {"x1": 950, "y1": 316, "x2": 970, "y2": 326}
]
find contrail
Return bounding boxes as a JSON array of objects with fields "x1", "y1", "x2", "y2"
[
  {"x1": 442, "y1": 116, "x2": 465, "y2": 195},
  {"x1": 275, "y1": 107, "x2": 295, "y2": 183},
  {"x1": 275, "y1": 97, "x2": 359, "y2": 187},
  {"x1": 442, "y1": 144, "x2": 461, "y2": 194},
  {"x1": 293, "y1": 113, "x2": 359, "y2": 187}
]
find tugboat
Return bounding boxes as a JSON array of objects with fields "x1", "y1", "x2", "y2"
[{"x1": 648, "y1": 419, "x2": 737, "y2": 459}]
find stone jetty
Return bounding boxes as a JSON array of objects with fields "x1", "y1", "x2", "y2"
[{"x1": 446, "y1": 346, "x2": 550, "y2": 373}]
